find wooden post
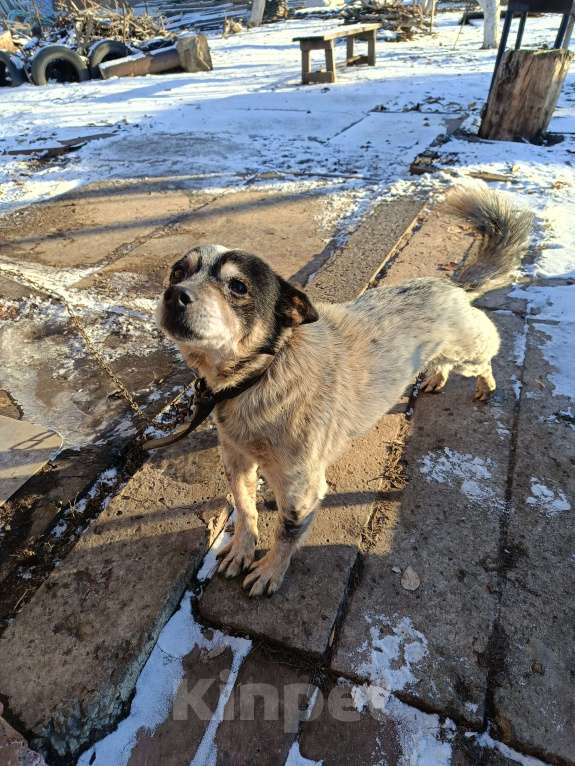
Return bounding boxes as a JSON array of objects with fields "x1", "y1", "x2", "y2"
[
  {"x1": 346, "y1": 36, "x2": 354, "y2": 64},
  {"x1": 250, "y1": 0, "x2": 266, "y2": 26},
  {"x1": 301, "y1": 44, "x2": 311, "y2": 85},
  {"x1": 479, "y1": 49, "x2": 574, "y2": 141},
  {"x1": 367, "y1": 29, "x2": 376, "y2": 65},
  {"x1": 324, "y1": 40, "x2": 336, "y2": 83}
]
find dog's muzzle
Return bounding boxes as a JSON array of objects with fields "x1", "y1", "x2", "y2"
[
  {"x1": 164, "y1": 285, "x2": 192, "y2": 310},
  {"x1": 161, "y1": 285, "x2": 194, "y2": 338}
]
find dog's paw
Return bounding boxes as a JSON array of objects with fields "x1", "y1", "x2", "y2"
[
  {"x1": 473, "y1": 374, "x2": 496, "y2": 402},
  {"x1": 217, "y1": 529, "x2": 257, "y2": 578},
  {"x1": 421, "y1": 370, "x2": 448, "y2": 394},
  {"x1": 242, "y1": 549, "x2": 289, "y2": 597}
]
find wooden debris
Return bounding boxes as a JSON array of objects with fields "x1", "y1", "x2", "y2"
[
  {"x1": 342, "y1": 0, "x2": 431, "y2": 41},
  {"x1": 100, "y1": 34, "x2": 212, "y2": 78},
  {"x1": 0, "y1": 30, "x2": 18, "y2": 53}
]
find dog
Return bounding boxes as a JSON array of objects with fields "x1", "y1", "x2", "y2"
[{"x1": 156, "y1": 186, "x2": 532, "y2": 596}]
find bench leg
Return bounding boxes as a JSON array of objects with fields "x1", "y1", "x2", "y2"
[
  {"x1": 324, "y1": 40, "x2": 336, "y2": 83},
  {"x1": 301, "y1": 45, "x2": 311, "y2": 85},
  {"x1": 367, "y1": 30, "x2": 376, "y2": 66},
  {"x1": 346, "y1": 36, "x2": 354, "y2": 65}
]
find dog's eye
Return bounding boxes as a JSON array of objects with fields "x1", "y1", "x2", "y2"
[
  {"x1": 171, "y1": 268, "x2": 185, "y2": 283},
  {"x1": 229, "y1": 278, "x2": 248, "y2": 296}
]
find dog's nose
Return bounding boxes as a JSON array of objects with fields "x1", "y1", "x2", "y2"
[{"x1": 164, "y1": 285, "x2": 192, "y2": 308}]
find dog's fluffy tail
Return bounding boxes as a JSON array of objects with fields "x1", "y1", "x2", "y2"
[{"x1": 446, "y1": 185, "x2": 533, "y2": 296}]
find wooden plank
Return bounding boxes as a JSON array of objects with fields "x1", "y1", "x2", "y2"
[{"x1": 293, "y1": 22, "x2": 380, "y2": 42}]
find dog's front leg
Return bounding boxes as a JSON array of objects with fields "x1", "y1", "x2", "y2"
[
  {"x1": 217, "y1": 444, "x2": 259, "y2": 578},
  {"x1": 243, "y1": 471, "x2": 326, "y2": 597}
]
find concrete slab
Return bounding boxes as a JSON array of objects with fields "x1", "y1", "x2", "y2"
[
  {"x1": 199, "y1": 416, "x2": 404, "y2": 657},
  {"x1": 0, "y1": 182, "x2": 192, "y2": 267},
  {"x1": 0, "y1": 431, "x2": 229, "y2": 760},
  {"x1": 80, "y1": 187, "x2": 340, "y2": 306},
  {"x1": 307, "y1": 196, "x2": 425, "y2": 304},
  {"x1": 493, "y1": 321, "x2": 575, "y2": 765},
  {"x1": 379, "y1": 201, "x2": 475, "y2": 288},
  {"x1": 0, "y1": 416, "x2": 62, "y2": 505},
  {"x1": 214, "y1": 647, "x2": 312, "y2": 766},
  {"x1": 298, "y1": 679, "x2": 457, "y2": 766},
  {"x1": 298, "y1": 681, "x2": 402, "y2": 765},
  {"x1": 332, "y1": 314, "x2": 524, "y2": 727}
]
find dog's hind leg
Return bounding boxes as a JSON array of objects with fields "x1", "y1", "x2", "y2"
[
  {"x1": 217, "y1": 444, "x2": 259, "y2": 578},
  {"x1": 243, "y1": 469, "x2": 326, "y2": 597}
]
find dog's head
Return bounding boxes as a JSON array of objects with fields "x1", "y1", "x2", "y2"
[{"x1": 157, "y1": 245, "x2": 318, "y2": 364}]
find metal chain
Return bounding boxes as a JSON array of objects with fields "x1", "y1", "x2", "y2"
[{"x1": 65, "y1": 308, "x2": 153, "y2": 428}]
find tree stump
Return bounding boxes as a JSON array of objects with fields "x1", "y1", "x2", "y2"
[{"x1": 479, "y1": 49, "x2": 574, "y2": 141}]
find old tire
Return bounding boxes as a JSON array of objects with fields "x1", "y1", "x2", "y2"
[
  {"x1": 0, "y1": 51, "x2": 25, "y2": 87},
  {"x1": 89, "y1": 39, "x2": 131, "y2": 78},
  {"x1": 31, "y1": 45, "x2": 89, "y2": 86}
]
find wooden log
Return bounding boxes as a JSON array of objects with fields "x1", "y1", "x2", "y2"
[
  {"x1": 99, "y1": 48, "x2": 180, "y2": 79},
  {"x1": 479, "y1": 49, "x2": 574, "y2": 141}
]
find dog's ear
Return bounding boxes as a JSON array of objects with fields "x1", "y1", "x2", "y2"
[{"x1": 276, "y1": 277, "x2": 319, "y2": 327}]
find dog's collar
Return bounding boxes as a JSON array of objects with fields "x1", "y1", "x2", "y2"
[{"x1": 141, "y1": 368, "x2": 269, "y2": 451}]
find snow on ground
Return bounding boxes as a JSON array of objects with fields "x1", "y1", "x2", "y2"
[{"x1": 0, "y1": 13, "x2": 571, "y2": 217}]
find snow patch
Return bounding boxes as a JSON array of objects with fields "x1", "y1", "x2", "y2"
[
  {"x1": 472, "y1": 731, "x2": 549, "y2": 766},
  {"x1": 354, "y1": 615, "x2": 428, "y2": 692},
  {"x1": 419, "y1": 448, "x2": 496, "y2": 504},
  {"x1": 527, "y1": 479, "x2": 571, "y2": 518},
  {"x1": 284, "y1": 742, "x2": 323, "y2": 766}
]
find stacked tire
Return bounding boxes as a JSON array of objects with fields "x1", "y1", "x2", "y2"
[
  {"x1": 88, "y1": 39, "x2": 131, "y2": 78},
  {"x1": 0, "y1": 51, "x2": 25, "y2": 87},
  {"x1": 30, "y1": 45, "x2": 89, "y2": 85},
  {"x1": 27, "y1": 39, "x2": 131, "y2": 86}
]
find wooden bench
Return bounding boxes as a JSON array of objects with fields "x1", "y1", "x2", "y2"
[{"x1": 293, "y1": 23, "x2": 380, "y2": 85}]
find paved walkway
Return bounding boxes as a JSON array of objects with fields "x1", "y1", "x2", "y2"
[{"x1": 0, "y1": 180, "x2": 572, "y2": 766}]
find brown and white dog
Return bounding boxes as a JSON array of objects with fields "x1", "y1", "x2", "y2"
[{"x1": 156, "y1": 186, "x2": 532, "y2": 596}]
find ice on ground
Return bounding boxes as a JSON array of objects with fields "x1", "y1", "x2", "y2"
[
  {"x1": 419, "y1": 448, "x2": 496, "y2": 504},
  {"x1": 527, "y1": 479, "x2": 572, "y2": 518}
]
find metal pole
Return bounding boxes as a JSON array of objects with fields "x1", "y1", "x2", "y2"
[
  {"x1": 515, "y1": 12, "x2": 527, "y2": 48},
  {"x1": 554, "y1": 13, "x2": 569, "y2": 47},
  {"x1": 487, "y1": 7, "x2": 514, "y2": 98}
]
